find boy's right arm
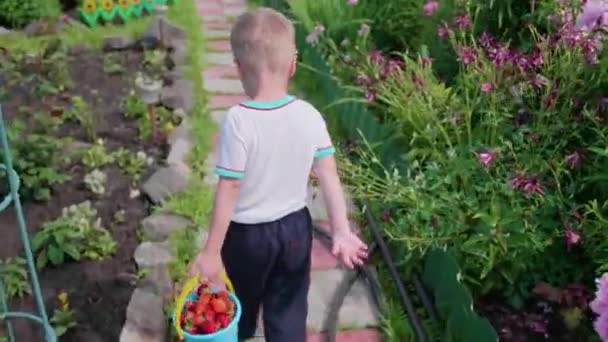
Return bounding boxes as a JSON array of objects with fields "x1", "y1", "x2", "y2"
[{"x1": 313, "y1": 154, "x2": 368, "y2": 269}]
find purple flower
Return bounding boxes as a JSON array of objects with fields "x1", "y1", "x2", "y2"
[
  {"x1": 565, "y1": 223, "x2": 581, "y2": 250},
  {"x1": 355, "y1": 74, "x2": 371, "y2": 86},
  {"x1": 594, "y1": 314, "x2": 608, "y2": 342},
  {"x1": 369, "y1": 50, "x2": 384, "y2": 64},
  {"x1": 510, "y1": 175, "x2": 544, "y2": 196},
  {"x1": 477, "y1": 150, "x2": 496, "y2": 166},
  {"x1": 479, "y1": 32, "x2": 496, "y2": 49},
  {"x1": 365, "y1": 90, "x2": 376, "y2": 103},
  {"x1": 454, "y1": 14, "x2": 471, "y2": 30},
  {"x1": 591, "y1": 274, "x2": 608, "y2": 315},
  {"x1": 530, "y1": 74, "x2": 549, "y2": 89},
  {"x1": 306, "y1": 24, "x2": 325, "y2": 44},
  {"x1": 347, "y1": 0, "x2": 359, "y2": 5},
  {"x1": 576, "y1": 0, "x2": 608, "y2": 31},
  {"x1": 419, "y1": 56, "x2": 432, "y2": 67},
  {"x1": 491, "y1": 46, "x2": 512, "y2": 67},
  {"x1": 480, "y1": 82, "x2": 493, "y2": 93},
  {"x1": 357, "y1": 23, "x2": 370, "y2": 36},
  {"x1": 456, "y1": 45, "x2": 477, "y2": 65},
  {"x1": 565, "y1": 149, "x2": 587, "y2": 169},
  {"x1": 381, "y1": 58, "x2": 403, "y2": 78},
  {"x1": 437, "y1": 22, "x2": 450, "y2": 39},
  {"x1": 423, "y1": 1, "x2": 439, "y2": 16},
  {"x1": 530, "y1": 48, "x2": 544, "y2": 67}
]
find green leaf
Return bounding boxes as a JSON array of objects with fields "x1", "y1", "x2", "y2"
[
  {"x1": 62, "y1": 244, "x2": 81, "y2": 261},
  {"x1": 47, "y1": 244, "x2": 64, "y2": 266}
]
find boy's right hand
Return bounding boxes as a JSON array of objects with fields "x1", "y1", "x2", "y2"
[{"x1": 188, "y1": 249, "x2": 226, "y2": 290}]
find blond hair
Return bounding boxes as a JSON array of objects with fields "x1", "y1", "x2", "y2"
[{"x1": 230, "y1": 8, "x2": 296, "y2": 92}]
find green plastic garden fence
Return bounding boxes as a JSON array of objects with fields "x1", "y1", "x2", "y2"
[
  {"x1": 78, "y1": 0, "x2": 178, "y2": 27},
  {"x1": 0, "y1": 104, "x2": 56, "y2": 342}
]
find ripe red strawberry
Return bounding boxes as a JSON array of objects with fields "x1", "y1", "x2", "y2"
[
  {"x1": 203, "y1": 309, "x2": 215, "y2": 322},
  {"x1": 197, "y1": 282, "x2": 210, "y2": 296},
  {"x1": 200, "y1": 321, "x2": 217, "y2": 334},
  {"x1": 193, "y1": 315, "x2": 206, "y2": 327},
  {"x1": 199, "y1": 293, "x2": 212, "y2": 306},
  {"x1": 184, "y1": 301, "x2": 195, "y2": 311},
  {"x1": 216, "y1": 313, "x2": 230, "y2": 328},
  {"x1": 210, "y1": 298, "x2": 227, "y2": 313},
  {"x1": 194, "y1": 302, "x2": 206, "y2": 315}
]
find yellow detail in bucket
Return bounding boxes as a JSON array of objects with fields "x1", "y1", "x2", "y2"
[{"x1": 174, "y1": 273, "x2": 234, "y2": 340}]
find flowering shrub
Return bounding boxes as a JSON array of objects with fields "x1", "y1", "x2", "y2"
[{"x1": 336, "y1": 0, "x2": 608, "y2": 308}]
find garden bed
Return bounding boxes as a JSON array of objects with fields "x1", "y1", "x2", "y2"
[{"x1": 0, "y1": 41, "x2": 172, "y2": 341}]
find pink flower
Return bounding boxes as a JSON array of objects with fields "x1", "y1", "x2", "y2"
[
  {"x1": 423, "y1": 1, "x2": 439, "y2": 16},
  {"x1": 480, "y1": 82, "x2": 493, "y2": 93},
  {"x1": 594, "y1": 314, "x2": 608, "y2": 342},
  {"x1": 306, "y1": 24, "x2": 325, "y2": 44},
  {"x1": 510, "y1": 175, "x2": 544, "y2": 196},
  {"x1": 591, "y1": 275, "x2": 608, "y2": 315},
  {"x1": 456, "y1": 45, "x2": 477, "y2": 65},
  {"x1": 565, "y1": 223, "x2": 581, "y2": 250},
  {"x1": 477, "y1": 150, "x2": 496, "y2": 167},
  {"x1": 454, "y1": 14, "x2": 471, "y2": 30},
  {"x1": 576, "y1": 0, "x2": 608, "y2": 31},
  {"x1": 347, "y1": 0, "x2": 359, "y2": 5},
  {"x1": 365, "y1": 90, "x2": 376, "y2": 103},
  {"x1": 437, "y1": 22, "x2": 450, "y2": 39},
  {"x1": 369, "y1": 50, "x2": 384, "y2": 64},
  {"x1": 565, "y1": 149, "x2": 587, "y2": 169}
]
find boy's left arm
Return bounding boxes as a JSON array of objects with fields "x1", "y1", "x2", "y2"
[{"x1": 190, "y1": 177, "x2": 240, "y2": 283}]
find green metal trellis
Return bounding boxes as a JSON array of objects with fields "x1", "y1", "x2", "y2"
[{"x1": 0, "y1": 104, "x2": 56, "y2": 342}]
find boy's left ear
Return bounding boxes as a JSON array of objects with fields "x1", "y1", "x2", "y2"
[{"x1": 289, "y1": 57, "x2": 297, "y2": 77}]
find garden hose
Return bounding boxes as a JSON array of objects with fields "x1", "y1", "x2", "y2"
[
  {"x1": 362, "y1": 200, "x2": 429, "y2": 342},
  {"x1": 312, "y1": 224, "x2": 382, "y2": 342}
]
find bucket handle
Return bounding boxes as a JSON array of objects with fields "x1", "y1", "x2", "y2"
[{"x1": 174, "y1": 273, "x2": 234, "y2": 340}]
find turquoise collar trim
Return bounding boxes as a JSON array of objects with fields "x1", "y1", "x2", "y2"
[{"x1": 240, "y1": 95, "x2": 296, "y2": 110}]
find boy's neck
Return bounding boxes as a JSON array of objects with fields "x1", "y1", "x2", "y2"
[{"x1": 250, "y1": 89, "x2": 290, "y2": 102}]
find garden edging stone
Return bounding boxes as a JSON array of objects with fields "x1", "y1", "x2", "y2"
[
  {"x1": 134, "y1": 241, "x2": 174, "y2": 268},
  {"x1": 141, "y1": 213, "x2": 192, "y2": 242},
  {"x1": 142, "y1": 166, "x2": 189, "y2": 204}
]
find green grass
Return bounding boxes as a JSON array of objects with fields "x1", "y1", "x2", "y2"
[
  {"x1": 0, "y1": 16, "x2": 151, "y2": 50},
  {"x1": 160, "y1": 0, "x2": 215, "y2": 228}
]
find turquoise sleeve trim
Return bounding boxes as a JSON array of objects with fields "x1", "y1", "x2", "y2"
[
  {"x1": 215, "y1": 167, "x2": 245, "y2": 179},
  {"x1": 314, "y1": 146, "x2": 336, "y2": 159}
]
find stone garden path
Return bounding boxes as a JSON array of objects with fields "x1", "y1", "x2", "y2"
[{"x1": 197, "y1": 0, "x2": 382, "y2": 341}]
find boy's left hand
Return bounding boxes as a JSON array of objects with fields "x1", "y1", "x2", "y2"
[{"x1": 331, "y1": 229, "x2": 368, "y2": 269}]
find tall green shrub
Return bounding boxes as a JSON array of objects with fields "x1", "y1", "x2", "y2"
[{"x1": 0, "y1": 0, "x2": 61, "y2": 28}]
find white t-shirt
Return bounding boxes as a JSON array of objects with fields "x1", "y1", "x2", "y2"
[{"x1": 215, "y1": 95, "x2": 335, "y2": 224}]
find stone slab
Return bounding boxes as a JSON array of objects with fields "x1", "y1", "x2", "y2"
[
  {"x1": 204, "y1": 52, "x2": 234, "y2": 65},
  {"x1": 224, "y1": 5, "x2": 247, "y2": 17},
  {"x1": 124, "y1": 288, "x2": 166, "y2": 337},
  {"x1": 306, "y1": 185, "x2": 356, "y2": 222},
  {"x1": 142, "y1": 166, "x2": 189, "y2": 204},
  {"x1": 205, "y1": 21, "x2": 232, "y2": 31},
  {"x1": 204, "y1": 78, "x2": 244, "y2": 94},
  {"x1": 307, "y1": 329, "x2": 382, "y2": 342},
  {"x1": 204, "y1": 64, "x2": 239, "y2": 79},
  {"x1": 141, "y1": 213, "x2": 192, "y2": 242},
  {"x1": 207, "y1": 39, "x2": 231, "y2": 51},
  {"x1": 307, "y1": 269, "x2": 380, "y2": 332},
  {"x1": 311, "y1": 238, "x2": 339, "y2": 270},
  {"x1": 134, "y1": 241, "x2": 174, "y2": 268},
  {"x1": 205, "y1": 29, "x2": 231, "y2": 40}
]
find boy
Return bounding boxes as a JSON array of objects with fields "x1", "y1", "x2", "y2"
[{"x1": 190, "y1": 7, "x2": 368, "y2": 342}]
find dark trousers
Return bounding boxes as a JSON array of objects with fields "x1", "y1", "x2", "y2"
[{"x1": 222, "y1": 207, "x2": 313, "y2": 342}]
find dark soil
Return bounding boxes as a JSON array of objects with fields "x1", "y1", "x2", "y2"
[
  {"x1": 0, "y1": 45, "x2": 168, "y2": 341},
  {"x1": 477, "y1": 296, "x2": 596, "y2": 342}
]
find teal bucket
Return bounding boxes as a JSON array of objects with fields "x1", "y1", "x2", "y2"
[{"x1": 179, "y1": 291, "x2": 242, "y2": 342}]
